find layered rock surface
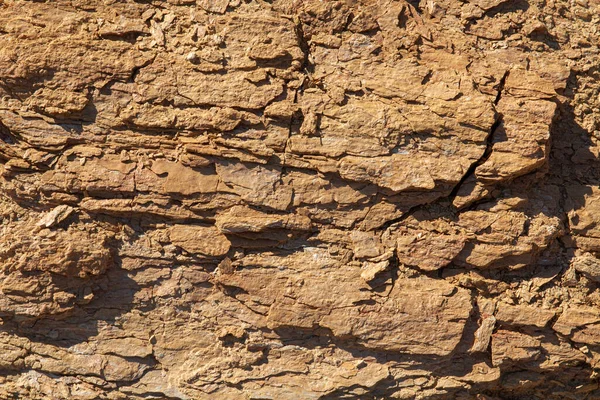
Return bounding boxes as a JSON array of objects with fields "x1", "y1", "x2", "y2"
[{"x1": 0, "y1": 0, "x2": 600, "y2": 398}]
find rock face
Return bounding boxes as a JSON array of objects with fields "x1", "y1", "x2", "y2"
[{"x1": 0, "y1": 0, "x2": 600, "y2": 398}]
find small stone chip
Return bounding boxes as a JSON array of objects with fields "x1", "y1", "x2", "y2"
[
  {"x1": 470, "y1": 316, "x2": 496, "y2": 353},
  {"x1": 360, "y1": 260, "x2": 389, "y2": 282},
  {"x1": 37, "y1": 205, "x2": 75, "y2": 229}
]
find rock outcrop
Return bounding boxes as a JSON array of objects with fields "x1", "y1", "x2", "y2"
[{"x1": 0, "y1": 0, "x2": 600, "y2": 398}]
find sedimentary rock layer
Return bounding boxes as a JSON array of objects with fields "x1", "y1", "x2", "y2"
[{"x1": 0, "y1": 0, "x2": 599, "y2": 398}]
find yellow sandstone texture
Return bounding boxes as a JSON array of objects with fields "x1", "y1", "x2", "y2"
[{"x1": 0, "y1": 0, "x2": 600, "y2": 398}]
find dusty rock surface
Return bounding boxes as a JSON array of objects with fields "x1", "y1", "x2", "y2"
[{"x1": 0, "y1": 0, "x2": 600, "y2": 398}]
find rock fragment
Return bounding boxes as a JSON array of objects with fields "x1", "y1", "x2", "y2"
[
  {"x1": 0, "y1": 0, "x2": 599, "y2": 398},
  {"x1": 572, "y1": 252, "x2": 600, "y2": 282},
  {"x1": 36, "y1": 205, "x2": 75, "y2": 228},
  {"x1": 471, "y1": 316, "x2": 496, "y2": 353}
]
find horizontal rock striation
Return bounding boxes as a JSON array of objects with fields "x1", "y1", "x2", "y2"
[{"x1": 0, "y1": 0, "x2": 600, "y2": 398}]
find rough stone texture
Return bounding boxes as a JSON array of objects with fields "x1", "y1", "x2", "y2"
[{"x1": 0, "y1": 0, "x2": 600, "y2": 398}]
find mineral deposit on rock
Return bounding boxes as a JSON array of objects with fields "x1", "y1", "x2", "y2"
[{"x1": 1, "y1": 0, "x2": 600, "y2": 398}]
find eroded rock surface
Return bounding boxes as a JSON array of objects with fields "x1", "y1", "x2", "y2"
[{"x1": 0, "y1": 0, "x2": 600, "y2": 398}]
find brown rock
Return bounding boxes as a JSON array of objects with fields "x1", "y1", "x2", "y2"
[
  {"x1": 215, "y1": 205, "x2": 312, "y2": 234},
  {"x1": 36, "y1": 205, "x2": 75, "y2": 228},
  {"x1": 572, "y1": 252, "x2": 600, "y2": 282},
  {"x1": 491, "y1": 330, "x2": 542, "y2": 367},
  {"x1": 0, "y1": 0, "x2": 599, "y2": 398},
  {"x1": 397, "y1": 230, "x2": 466, "y2": 271},
  {"x1": 471, "y1": 316, "x2": 496, "y2": 353},
  {"x1": 170, "y1": 225, "x2": 231, "y2": 257},
  {"x1": 495, "y1": 304, "x2": 555, "y2": 328}
]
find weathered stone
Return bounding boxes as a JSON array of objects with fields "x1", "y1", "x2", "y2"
[
  {"x1": 36, "y1": 205, "x2": 75, "y2": 229},
  {"x1": 397, "y1": 229, "x2": 467, "y2": 271},
  {"x1": 495, "y1": 304, "x2": 555, "y2": 328},
  {"x1": 169, "y1": 225, "x2": 231, "y2": 257},
  {"x1": 491, "y1": 330, "x2": 542, "y2": 367},
  {"x1": 553, "y1": 306, "x2": 600, "y2": 345},
  {"x1": 572, "y1": 252, "x2": 600, "y2": 282},
  {"x1": 1, "y1": 0, "x2": 600, "y2": 398},
  {"x1": 268, "y1": 273, "x2": 472, "y2": 356},
  {"x1": 360, "y1": 260, "x2": 389, "y2": 282},
  {"x1": 471, "y1": 316, "x2": 496, "y2": 353},
  {"x1": 215, "y1": 205, "x2": 312, "y2": 234}
]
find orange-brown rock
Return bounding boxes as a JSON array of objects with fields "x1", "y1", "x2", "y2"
[{"x1": 1, "y1": 0, "x2": 600, "y2": 398}]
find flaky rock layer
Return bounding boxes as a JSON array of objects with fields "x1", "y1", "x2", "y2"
[{"x1": 0, "y1": 0, "x2": 600, "y2": 398}]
